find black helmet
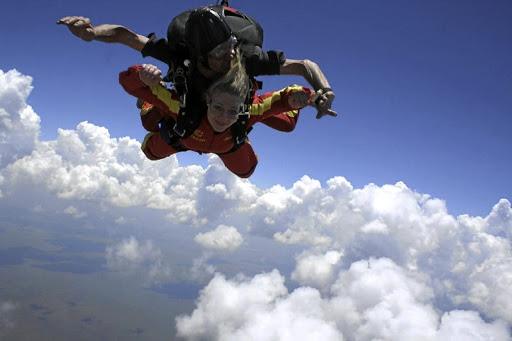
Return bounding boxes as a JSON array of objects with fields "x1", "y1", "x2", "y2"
[{"x1": 185, "y1": 7, "x2": 233, "y2": 59}]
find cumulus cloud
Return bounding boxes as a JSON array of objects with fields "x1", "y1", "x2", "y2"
[
  {"x1": 194, "y1": 225, "x2": 243, "y2": 251},
  {"x1": 105, "y1": 236, "x2": 216, "y2": 284},
  {"x1": 187, "y1": 253, "x2": 217, "y2": 283},
  {"x1": 2, "y1": 69, "x2": 512, "y2": 339},
  {"x1": 0, "y1": 69, "x2": 40, "y2": 168},
  {"x1": 436, "y1": 310, "x2": 510, "y2": 340},
  {"x1": 106, "y1": 236, "x2": 173, "y2": 284},
  {"x1": 176, "y1": 260, "x2": 510, "y2": 341},
  {"x1": 175, "y1": 270, "x2": 343, "y2": 341},
  {"x1": 485, "y1": 198, "x2": 512, "y2": 239},
  {"x1": 291, "y1": 250, "x2": 342, "y2": 292}
]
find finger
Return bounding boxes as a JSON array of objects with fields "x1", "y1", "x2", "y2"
[
  {"x1": 315, "y1": 108, "x2": 337, "y2": 119},
  {"x1": 73, "y1": 19, "x2": 88, "y2": 27},
  {"x1": 327, "y1": 109, "x2": 338, "y2": 117},
  {"x1": 57, "y1": 16, "x2": 74, "y2": 24},
  {"x1": 315, "y1": 111, "x2": 325, "y2": 119},
  {"x1": 65, "y1": 17, "x2": 81, "y2": 25},
  {"x1": 317, "y1": 95, "x2": 328, "y2": 107}
]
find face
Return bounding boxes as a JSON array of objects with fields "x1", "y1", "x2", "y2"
[
  {"x1": 207, "y1": 93, "x2": 244, "y2": 132},
  {"x1": 206, "y1": 36, "x2": 237, "y2": 74}
]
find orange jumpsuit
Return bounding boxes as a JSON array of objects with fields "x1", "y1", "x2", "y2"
[{"x1": 120, "y1": 65, "x2": 310, "y2": 178}]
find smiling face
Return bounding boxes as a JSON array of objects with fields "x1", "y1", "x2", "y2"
[{"x1": 206, "y1": 92, "x2": 244, "y2": 132}]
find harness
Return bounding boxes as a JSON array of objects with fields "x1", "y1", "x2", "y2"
[
  {"x1": 159, "y1": 3, "x2": 263, "y2": 153},
  {"x1": 159, "y1": 78, "x2": 255, "y2": 154}
]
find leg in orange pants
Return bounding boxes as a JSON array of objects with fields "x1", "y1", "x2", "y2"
[
  {"x1": 217, "y1": 142, "x2": 258, "y2": 178},
  {"x1": 140, "y1": 102, "x2": 163, "y2": 133},
  {"x1": 141, "y1": 132, "x2": 180, "y2": 160}
]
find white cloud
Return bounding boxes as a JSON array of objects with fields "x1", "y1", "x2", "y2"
[
  {"x1": 291, "y1": 250, "x2": 342, "y2": 292},
  {"x1": 177, "y1": 260, "x2": 510, "y2": 341},
  {"x1": 464, "y1": 234, "x2": 512, "y2": 322},
  {"x1": 0, "y1": 69, "x2": 40, "y2": 168},
  {"x1": 1, "y1": 120, "x2": 208, "y2": 224},
  {"x1": 186, "y1": 253, "x2": 217, "y2": 283},
  {"x1": 63, "y1": 205, "x2": 88, "y2": 218},
  {"x1": 105, "y1": 236, "x2": 216, "y2": 285},
  {"x1": 175, "y1": 270, "x2": 344, "y2": 341},
  {"x1": 194, "y1": 225, "x2": 243, "y2": 251},
  {"x1": 329, "y1": 258, "x2": 438, "y2": 340},
  {"x1": 106, "y1": 236, "x2": 160, "y2": 264},
  {"x1": 485, "y1": 199, "x2": 512, "y2": 239},
  {"x1": 1, "y1": 69, "x2": 512, "y2": 339},
  {"x1": 115, "y1": 216, "x2": 128, "y2": 225},
  {"x1": 274, "y1": 226, "x2": 333, "y2": 248},
  {"x1": 105, "y1": 236, "x2": 173, "y2": 284},
  {"x1": 436, "y1": 310, "x2": 510, "y2": 340}
]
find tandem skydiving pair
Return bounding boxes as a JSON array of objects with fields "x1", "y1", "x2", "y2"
[{"x1": 57, "y1": 3, "x2": 336, "y2": 177}]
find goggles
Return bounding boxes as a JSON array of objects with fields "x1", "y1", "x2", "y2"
[{"x1": 208, "y1": 36, "x2": 238, "y2": 59}]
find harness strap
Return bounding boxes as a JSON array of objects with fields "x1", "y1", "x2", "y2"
[{"x1": 159, "y1": 118, "x2": 188, "y2": 152}]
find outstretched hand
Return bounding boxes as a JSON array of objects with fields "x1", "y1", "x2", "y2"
[
  {"x1": 314, "y1": 90, "x2": 337, "y2": 119},
  {"x1": 139, "y1": 64, "x2": 163, "y2": 86},
  {"x1": 57, "y1": 16, "x2": 95, "y2": 41}
]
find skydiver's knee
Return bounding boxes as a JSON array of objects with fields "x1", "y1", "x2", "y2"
[
  {"x1": 141, "y1": 132, "x2": 177, "y2": 160},
  {"x1": 142, "y1": 148, "x2": 161, "y2": 160},
  {"x1": 233, "y1": 158, "x2": 258, "y2": 178},
  {"x1": 234, "y1": 165, "x2": 256, "y2": 178}
]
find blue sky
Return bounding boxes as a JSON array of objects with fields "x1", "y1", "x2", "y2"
[
  {"x1": 2, "y1": 1, "x2": 512, "y2": 340},
  {"x1": 1, "y1": 0, "x2": 510, "y2": 216}
]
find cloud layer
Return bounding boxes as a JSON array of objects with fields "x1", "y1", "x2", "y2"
[
  {"x1": 1, "y1": 69, "x2": 511, "y2": 340},
  {"x1": 176, "y1": 260, "x2": 510, "y2": 341}
]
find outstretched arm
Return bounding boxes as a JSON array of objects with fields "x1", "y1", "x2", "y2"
[
  {"x1": 57, "y1": 16, "x2": 148, "y2": 51},
  {"x1": 119, "y1": 65, "x2": 180, "y2": 117},
  {"x1": 250, "y1": 86, "x2": 313, "y2": 119},
  {"x1": 280, "y1": 59, "x2": 336, "y2": 119}
]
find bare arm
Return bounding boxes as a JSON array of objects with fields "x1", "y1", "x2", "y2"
[
  {"x1": 57, "y1": 16, "x2": 148, "y2": 51},
  {"x1": 280, "y1": 59, "x2": 337, "y2": 119}
]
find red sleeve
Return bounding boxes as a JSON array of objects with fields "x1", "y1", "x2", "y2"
[
  {"x1": 119, "y1": 65, "x2": 181, "y2": 118},
  {"x1": 249, "y1": 86, "x2": 312, "y2": 122}
]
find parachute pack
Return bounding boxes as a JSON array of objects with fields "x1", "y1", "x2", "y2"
[
  {"x1": 160, "y1": 4, "x2": 263, "y2": 153},
  {"x1": 166, "y1": 4, "x2": 263, "y2": 81}
]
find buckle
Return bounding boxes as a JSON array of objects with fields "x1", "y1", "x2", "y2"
[
  {"x1": 235, "y1": 133, "x2": 247, "y2": 145},
  {"x1": 173, "y1": 123, "x2": 186, "y2": 137}
]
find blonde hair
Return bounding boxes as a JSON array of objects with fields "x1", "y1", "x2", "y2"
[{"x1": 205, "y1": 51, "x2": 251, "y2": 103}]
